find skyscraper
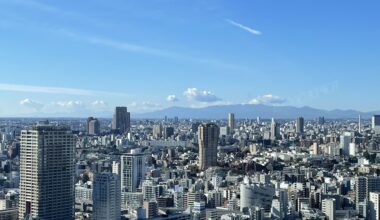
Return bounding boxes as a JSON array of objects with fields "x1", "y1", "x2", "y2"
[
  {"x1": 372, "y1": 115, "x2": 380, "y2": 134},
  {"x1": 340, "y1": 132, "x2": 351, "y2": 156},
  {"x1": 228, "y1": 113, "x2": 235, "y2": 131},
  {"x1": 112, "y1": 106, "x2": 130, "y2": 134},
  {"x1": 271, "y1": 118, "x2": 280, "y2": 140},
  {"x1": 121, "y1": 149, "x2": 146, "y2": 192},
  {"x1": 271, "y1": 188, "x2": 288, "y2": 219},
  {"x1": 322, "y1": 198, "x2": 336, "y2": 220},
  {"x1": 356, "y1": 176, "x2": 367, "y2": 211},
  {"x1": 163, "y1": 126, "x2": 174, "y2": 139},
  {"x1": 143, "y1": 200, "x2": 158, "y2": 219},
  {"x1": 87, "y1": 117, "x2": 100, "y2": 135},
  {"x1": 355, "y1": 176, "x2": 380, "y2": 211},
  {"x1": 198, "y1": 123, "x2": 219, "y2": 170},
  {"x1": 153, "y1": 124, "x2": 162, "y2": 139},
  {"x1": 93, "y1": 173, "x2": 121, "y2": 220},
  {"x1": 19, "y1": 125, "x2": 75, "y2": 220},
  {"x1": 296, "y1": 117, "x2": 304, "y2": 134}
]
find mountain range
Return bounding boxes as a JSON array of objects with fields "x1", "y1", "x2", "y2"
[{"x1": 135, "y1": 104, "x2": 379, "y2": 119}]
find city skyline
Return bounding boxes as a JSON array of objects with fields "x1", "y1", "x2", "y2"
[{"x1": 1, "y1": 0, "x2": 380, "y2": 117}]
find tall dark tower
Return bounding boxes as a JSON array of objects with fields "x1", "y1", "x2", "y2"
[
  {"x1": 198, "y1": 123, "x2": 219, "y2": 170},
  {"x1": 112, "y1": 106, "x2": 130, "y2": 133}
]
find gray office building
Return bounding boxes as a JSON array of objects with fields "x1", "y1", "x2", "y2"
[
  {"x1": 93, "y1": 173, "x2": 121, "y2": 220},
  {"x1": 112, "y1": 106, "x2": 130, "y2": 133},
  {"x1": 198, "y1": 123, "x2": 219, "y2": 170},
  {"x1": 19, "y1": 125, "x2": 75, "y2": 220},
  {"x1": 87, "y1": 117, "x2": 100, "y2": 135},
  {"x1": 296, "y1": 117, "x2": 304, "y2": 134}
]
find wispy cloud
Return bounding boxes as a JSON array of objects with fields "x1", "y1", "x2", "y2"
[
  {"x1": 55, "y1": 29, "x2": 247, "y2": 71},
  {"x1": 19, "y1": 98, "x2": 43, "y2": 110},
  {"x1": 226, "y1": 19, "x2": 262, "y2": 36},
  {"x1": 57, "y1": 29, "x2": 175, "y2": 58},
  {"x1": 8, "y1": 0, "x2": 108, "y2": 28},
  {"x1": 0, "y1": 83, "x2": 130, "y2": 97}
]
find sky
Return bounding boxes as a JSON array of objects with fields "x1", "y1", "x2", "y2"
[{"x1": 0, "y1": 0, "x2": 379, "y2": 117}]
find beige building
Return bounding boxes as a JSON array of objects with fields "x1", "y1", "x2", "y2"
[{"x1": 321, "y1": 198, "x2": 335, "y2": 220}]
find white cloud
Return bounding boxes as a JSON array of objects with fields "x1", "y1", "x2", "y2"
[
  {"x1": 248, "y1": 94, "x2": 286, "y2": 105},
  {"x1": 41, "y1": 100, "x2": 88, "y2": 114},
  {"x1": 166, "y1": 95, "x2": 179, "y2": 102},
  {"x1": 19, "y1": 98, "x2": 43, "y2": 110},
  {"x1": 51, "y1": 100, "x2": 84, "y2": 110},
  {"x1": 226, "y1": 19, "x2": 262, "y2": 36},
  {"x1": 183, "y1": 88, "x2": 221, "y2": 103},
  {"x1": 16, "y1": 99, "x2": 113, "y2": 116},
  {"x1": 91, "y1": 100, "x2": 108, "y2": 108},
  {"x1": 0, "y1": 83, "x2": 129, "y2": 97}
]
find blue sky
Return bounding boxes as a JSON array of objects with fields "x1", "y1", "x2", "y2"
[{"x1": 0, "y1": 0, "x2": 379, "y2": 116}]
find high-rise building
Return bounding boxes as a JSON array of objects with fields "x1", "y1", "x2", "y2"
[
  {"x1": 355, "y1": 176, "x2": 380, "y2": 211},
  {"x1": 349, "y1": 143, "x2": 356, "y2": 156},
  {"x1": 356, "y1": 176, "x2": 367, "y2": 211},
  {"x1": 228, "y1": 113, "x2": 235, "y2": 131},
  {"x1": 142, "y1": 180, "x2": 161, "y2": 201},
  {"x1": 322, "y1": 198, "x2": 336, "y2": 220},
  {"x1": 143, "y1": 200, "x2": 158, "y2": 219},
  {"x1": 163, "y1": 127, "x2": 174, "y2": 139},
  {"x1": 271, "y1": 189, "x2": 288, "y2": 220},
  {"x1": 174, "y1": 192, "x2": 185, "y2": 209},
  {"x1": 112, "y1": 107, "x2": 130, "y2": 134},
  {"x1": 112, "y1": 161, "x2": 120, "y2": 175},
  {"x1": 93, "y1": 173, "x2": 121, "y2": 220},
  {"x1": 174, "y1": 116, "x2": 179, "y2": 124},
  {"x1": 358, "y1": 115, "x2": 362, "y2": 133},
  {"x1": 186, "y1": 192, "x2": 202, "y2": 209},
  {"x1": 372, "y1": 115, "x2": 380, "y2": 134},
  {"x1": 240, "y1": 178, "x2": 275, "y2": 213},
  {"x1": 340, "y1": 132, "x2": 351, "y2": 156},
  {"x1": 271, "y1": 118, "x2": 280, "y2": 140},
  {"x1": 219, "y1": 126, "x2": 230, "y2": 137},
  {"x1": 311, "y1": 143, "x2": 319, "y2": 155},
  {"x1": 250, "y1": 206, "x2": 264, "y2": 220},
  {"x1": 369, "y1": 192, "x2": 380, "y2": 220},
  {"x1": 193, "y1": 201, "x2": 206, "y2": 220},
  {"x1": 318, "y1": 116, "x2": 325, "y2": 125},
  {"x1": 87, "y1": 117, "x2": 100, "y2": 135},
  {"x1": 296, "y1": 117, "x2": 304, "y2": 134},
  {"x1": 198, "y1": 123, "x2": 219, "y2": 170},
  {"x1": 121, "y1": 149, "x2": 146, "y2": 192},
  {"x1": 153, "y1": 124, "x2": 162, "y2": 139},
  {"x1": 19, "y1": 125, "x2": 75, "y2": 220}
]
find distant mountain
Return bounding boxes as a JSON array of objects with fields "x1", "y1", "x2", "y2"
[{"x1": 135, "y1": 104, "x2": 380, "y2": 119}]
